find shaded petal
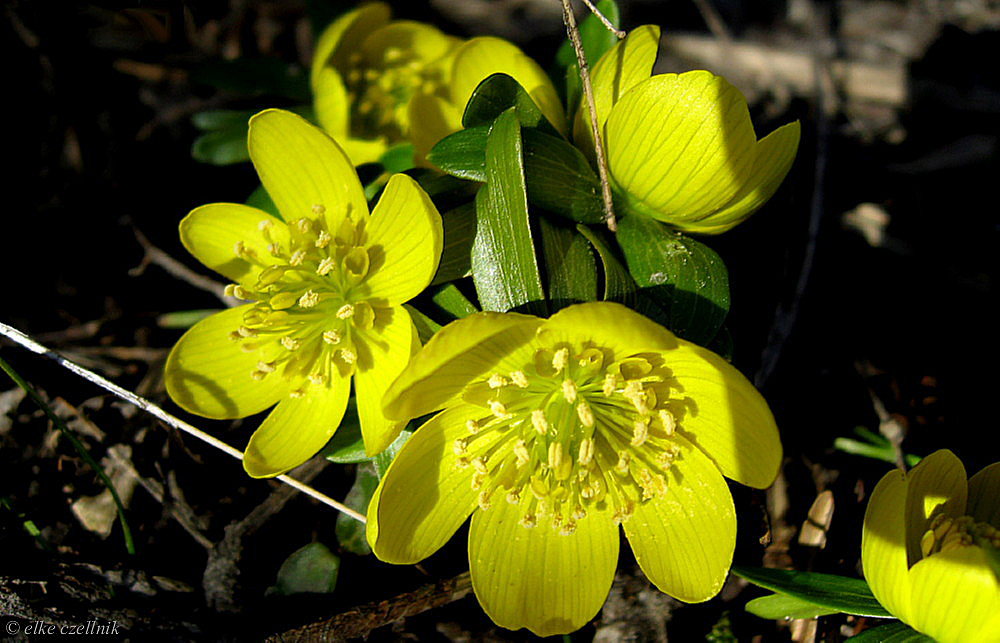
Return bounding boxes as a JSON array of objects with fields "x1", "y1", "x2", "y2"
[
  {"x1": 310, "y1": 2, "x2": 390, "y2": 89},
  {"x1": 606, "y1": 71, "x2": 757, "y2": 222},
  {"x1": 902, "y1": 450, "x2": 967, "y2": 564},
  {"x1": 623, "y1": 434, "x2": 735, "y2": 602},
  {"x1": 450, "y1": 37, "x2": 568, "y2": 136},
  {"x1": 408, "y1": 92, "x2": 464, "y2": 166},
  {"x1": 179, "y1": 203, "x2": 288, "y2": 286},
  {"x1": 538, "y1": 301, "x2": 679, "y2": 359},
  {"x1": 677, "y1": 121, "x2": 801, "y2": 235},
  {"x1": 468, "y1": 497, "x2": 618, "y2": 636},
  {"x1": 361, "y1": 21, "x2": 456, "y2": 65},
  {"x1": 367, "y1": 404, "x2": 484, "y2": 563},
  {"x1": 363, "y1": 173, "x2": 444, "y2": 304},
  {"x1": 966, "y1": 461, "x2": 1000, "y2": 529},
  {"x1": 661, "y1": 338, "x2": 780, "y2": 489},
  {"x1": 313, "y1": 67, "x2": 349, "y2": 137},
  {"x1": 861, "y1": 468, "x2": 913, "y2": 624},
  {"x1": 243, "y1": 378, "x2": 350, "y2": 478},
  {"x1": 354, "y1": 305, "x2": 418, "y2": 455},
  {"x1": 164, "y1": 305, "x2": 285, "y2": 419},
  {"x1": 383, "y1": 312, "x2": 543, "y2": 421},
  {"x1": 907, "y1": 545, "x2": 1000, "y2": 643},
  {"x1": 574, "y1": 24, "x2": 659, "y2": 159},
  {"x1": 248, "y1": 109, "x2": 368, "y2": 230}
]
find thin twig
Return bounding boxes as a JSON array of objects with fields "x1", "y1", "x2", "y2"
[
  {"x1": 0, "y1": 321, "x2": 366, "y2": 523},
  {"x1": 579, "y1": 0, "x2": 626, "y2": 38},
  {"x1": 560, "y1": 0, "x2": 618, "y2": 232},
  {"x1": 691, "y1": 0, "x2": 733, "y2": 43},
  {"x1": 130, "y1": 225, "x2": 235, "y2": 306}
]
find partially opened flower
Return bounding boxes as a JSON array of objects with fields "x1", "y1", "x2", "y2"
[
  {"x1": 574, "y1": 26, "x2": 800, "y2": 234},
  {"x1": 862, "y1": 450, "x2": 1000, "y2": 642},
  {"x1": 310, "y1": 2, "x2": 461, "y2": 165},
  {"x1": 367, "y1": 302, "x2": 781, "y2": 635},
  {"x1": 407, "y1": 35, "x2": 568, "y2": 163},
  {"x1": 164, "y1": 109, "x2": 442, "y2": 477}
]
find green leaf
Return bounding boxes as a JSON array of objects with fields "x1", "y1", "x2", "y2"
[
  {"x1": 538, "y1": 218, "x2": 597, "y2": 311},
  {"x1": 245, "y1": 184, "x2": 281, "y2": 219},
  {"x1": 322, "y1": 398, "x2": 367, "y2": 463},
  {"x1": 372, "y1": 429, "x2": 413, "y2": 480},
  {"x1": 156, "y1": 309, "x2": 218, "y2": 329},
  {"x1": 432, "y1": 202, "x2": 476, "y2": 285},
  {"x1": 378, "y1": 143, "x2": 415, "y2": 173},
  {"x1": 335, "y1": 463, "x2": 378, "y2": 555},
  {"x1": 834, "y1": 427, "x2": 922, "y2": 467},
  {"x1": 616, "y1": 215, "x2": 730, "y2": 345},
  {"x1": 555, "y1": 0, "x2": 621, "y2": 112},
  {"x1": 472, "y1": 110, "x2": 546, "y2": 315},
  {"x1": 576, "y1": 224, "x2": 636, "y2": 304},
  {"x1": 707, "y1": 324, "x2": 734, "y2": 361},
  {"x1": 846, "y1": 622, "x2": 933, "y2": 642},
  {"x1": 190, "y1": 58, "x2": 310, "y2": 101},
  {"x1": 732, "y1": 567, "x2": 892, "y2": 618},
  {"x1": 427, "y1": 125, "x2": 489, "y2": 181},
  {"x1": 522, "y1": 129, "x2": 604, "y2": 223},
  {"x1": 192, "y1": 109, "x2": 258, "y2": 131},
  {"x1": 269, "y1": 542, "x2": 340, "y2": 595},
  {"x1": 462, "y1": 74, "x2": 560, "y2": 136},
  {"x1": 429, "y1": 283, "x2": 479, "y2": 322},
  {"x1": 192, "y1": 128, "x2": 251, "y2": 166},
  {"x1": 745, "y1": 593, "x2": 841, "y2": 620},
  {"x1": 405, "y1": 304, "x2": 443, "y2": 344}
]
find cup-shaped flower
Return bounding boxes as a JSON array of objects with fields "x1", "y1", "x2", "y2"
[
  {"x1": 862, "y1": 450, "x2": 1000, "y2": 642},
  {"x1": 407, "y1": 35, "x2": 568, "y2": 163},
  {"x1": 164, "y1": 109, "x2": 443, "y2": 477},
  {"x1": 310, "y1": 2, "x2": 462, "y2": 165},
  {"x1": 366, "y1": 302, "x2": 781, "y2": 636},
  {"x1": 574, "y1": 25, "x2": 800, "y2": 234}
]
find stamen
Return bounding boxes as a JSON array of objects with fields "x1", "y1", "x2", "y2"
[
  {"x1": 561, "y1": 380, "x2": 577, "y2": 403},
  {"x1": 280, "y1": 336, "x2": 300, "y2": 351},
  {"x1": 488, "y1": 374, "x2": 509, "y2": 389},
  {"x1": 237, "y1": 326, "x2": 256, "y2": 338},
  {"x1": 659, "y1": 409, "x2": 676, "y2": 435},
  {"x1": 256, "y1": 361, "x2": 275, "y2": 373},
  {"x1": 258, "y1": 220, "x2": 274, "y2": 231},
  {"x1": 513, "y1": 440, "x2": 530, "y2": 465},
  {"x1": 316, "y1": 257, "x2": 336, "y2": 276},
  {"x1": 615, "y1": 452, "x2": 631, "y2": 475},
  {"x1": 506, "y1": 490, "x2": 521, "y2": 505},
  {"x1": 452, "y1": 438, "x2": 467, "y2": 456},
  {"x1": 552, "y1": 347, "x2": 569, "y2": 373},
  {"x1": 311, "y1": 204, "x2": 326, "y2": 216},
  {"x1": 631, "y1": 420, "x2": 649, "y2": 447},
  {"x1": 548, "y1": 442, "x2": 564, "y2": 471},
  {"x1": 489, "y1": 400, "x2": 510, "y2": 419},
  {"x1": 267, "y1": 243, "x2": 282, "y2": 256},
  {"x1": 336, "y1": 304, "x2": 355, "y2": 319},
  {"x1": 295, "y1": 218, "x2": 312, "y2": 234},
  {"x1": 339, "y1": 348, "x2": 357, "y2": 365},
  {"x1": 298, "y1": 290, "x2": 319, "y2": 308},
  {"x1": 466, "y1": 419, "x2": 480, "y2": 434},
  {"x1": 289, "y1": 387, "x2": 306, "y2": 399},
  {"x1": 289, "y1": 250, "x2": 307, "y2": 266},
  {"x1": 531, "y1": 410, "x2": 549, "y2": 435},
  {"x1": 578, "y1": 438, "x2": 594, "y2": 467},
  {"x1": 315, "y1": 230, "x2": 331, "y2": 248},
  {"x1": 519, "y1": 513, "x2": 537, "y2": 529},
  {"x1": 509, "y1": 370, "x2": 529, "y2": 388},
  {"x1": 308, "y1": 373, "x2": 327, "y2": 386},
  {"x1": 477, "y1": 488, "x2": 493, "y2": 510},
  {"x1": 472, "y1": 457, "x2": 488, "y2": 474},
  {"x1": 576, "y1": 402, "x2": 595, "y2": 427},
  {"x1": 233, "y1": 240, "x2": 246, "y2": 257},
  {"x1": 322, "y1": 330, "x2": 341, "y2": 344},
  {"x1": 602, "y1": 373, "x2": 618, "y2": 396}
]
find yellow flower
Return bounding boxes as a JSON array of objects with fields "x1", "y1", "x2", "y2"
[
  {"x1": 366, "y1": 302, "x2": 781, "y2": 636},
  {"x1": 575, "y1": 26, "x2": 800, "y2": 234},
  {"x1": 164, "y1": 109, "x2": 443, "y2": 477},
  {"x1": 407, "y1": 36, "x2": 568, "y2": 164},
  {"x1": 310, "y1": 2, "x2": 462, "y2": 165},
  {"x1": 862, "y1": 450, "x2": 1000, "y2": 643}
]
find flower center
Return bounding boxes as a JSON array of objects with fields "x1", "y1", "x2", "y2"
[
  {"x1": 344, "y1": 49, "x2": 447, "y2": 141},
  {"x1": 453, "y1": 344, "x2": 683, "y2": 535},
  {"x1": 920, "y1": 513, "x2": 1000, "y2": 559},
  {"x1": 225, "y1": 206, "x2": 376, "y2": 397}
]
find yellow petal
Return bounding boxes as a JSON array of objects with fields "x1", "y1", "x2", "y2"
[
  {"x1": 354, "y1": 305, "x2": 417, "y2": 456},
  {"x1": 408, "y1": 92, "x2": 464, "y2": 166},
  {"x1": 623, "y1": 434, "x2": 735, "y2": 602},
  {"x1": 468, "y1": 495, "x2": 619, "y2": 636},
  {"x1": 573, "y1": 24, "x2": 660, "y2": 160},
  {"x1": 310, "y1": 2, "x2": 390, "y2": 90},
  {"x1": 360, "y1": 20, "x2": 456, "y2": 65},
  {"x1": 248, "y1": 109, "x2": 369, "y2": 230},
  {"x1": 363, "y1": 173, "x2": 443, "y2": 305},
  {"x1": 367, "y1": 404, "x2": 484, "y2": 563},
  {"x1": 676, "y1": 121, "x2": 801, "y2": 235},
  {"x1": 450, "y1": 37, "x2": 568, "y2": 136},
  {"x1": 179, "y1": 203, "x2": 288, "y2": 286},
  {"x1": 340, "y1": 137, "x2": 389, "y2": 167},
  {"x1": 966, "y1": 462, "x2": 1000, "y2": 529},
  {"x1": 313, "y1": 67, "x2": 350, "y2": 137},
  {"x1": 243, "y1": 378, "x2": 350, "y2": 478},
  {"x1": 862, "y1": 468, "x2": 913, "y2": 623},
  {"x1": 659, "y1": 338, "x2": 781, "y2": 489},
  {"x1": 382, "y1": 312, "x2": 543, "y2": 421},
  {"x1": 164, "y1": 305, "x2": 286, "y2": 419},
  {"x1": 606, "y1": 71, "x2": 758, "y2": 223},
  {"x1": 907, "y1": 545, "x2": 1000, "y2": 643},
  {"x1": 902, "y1": 450, "x2": 968, "y2": 564},
  {"x1": 538, "y1": 301, "x2": 679, "y2": 358}
]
